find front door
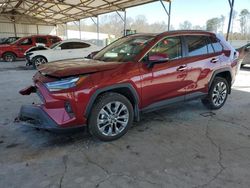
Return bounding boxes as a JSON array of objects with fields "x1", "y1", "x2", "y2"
[
  {"x1": 140, "y1": 36, "x2": 188, "y2": 110},
  {"x1": 15, "y1": 37, "x2": 34, "y2": 57}
]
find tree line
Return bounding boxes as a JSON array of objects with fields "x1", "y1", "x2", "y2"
[{"x1": 65, "y1": 9, "x2": 250, "y2": 40}]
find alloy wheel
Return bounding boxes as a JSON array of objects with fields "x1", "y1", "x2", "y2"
[
  {"x1": 97, "y1": 101, "x2": 129, "y2": 136},
  {"x1": 212, "y1": 81, "x2": 227, "y2": 107}
]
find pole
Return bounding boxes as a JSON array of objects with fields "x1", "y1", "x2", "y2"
[
  {"x1": 226, "y1": 0, "x2": 234, "y2": 41},
  {"x1": 168, "y1": 1, "x2": 171, "y2": 31},
  {"x1": 65, "y1": 23, "x2": 68, "y2": 39},
  {"x1": 79, "y1": 20, "x2": 81, "y2": 39},
  {"x1": 97, "y1": 16, "x2": 99, "y2": 45},
  {"x1": 13, "y1": 22, "x2": 17, "y2": 37},
  {"x1": 36, "y1": 25, "x2": 39, "y2": 34},
  {"x1": 124, "y1": 10, "x2": 127, "y2": 36}
]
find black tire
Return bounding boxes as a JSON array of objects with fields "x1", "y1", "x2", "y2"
[
  {"x1": 88, "y1": 92, "x2": 134, "y2": 141},
  {"x1": 32, "y1": 56, "x2": 47, "y2": 69},
  {"x1": 3, "y1": 52, "x2": 16, "y2": 62},
  {"x1": 201, "y1": 77, "x2": 229, "y2": 110}
]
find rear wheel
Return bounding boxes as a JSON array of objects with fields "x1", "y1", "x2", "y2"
[
  {"x1": 88, "y1": 92, "x2": 134, "y2": 141},
  {"x1": 202, "y1": 77, "x2": 229, "y2": 110},
  {"x1": 3, "y1": 52, "x2": 16, "y2": 62},
  {"x1": 32, "y1": 56, "x2": 47, "y2": 69}
]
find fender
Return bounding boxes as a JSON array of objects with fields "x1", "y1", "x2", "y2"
[
  {"x1": 208, "y1": 67, "x2": 233, "y2": 93},
  {"x1": 85, "y1": 83, "x2": 140, "y2": 121}
]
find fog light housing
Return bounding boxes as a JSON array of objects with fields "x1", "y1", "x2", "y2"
[{"x1": 65, "y1": 101, "x2": 74, "y2": 117}]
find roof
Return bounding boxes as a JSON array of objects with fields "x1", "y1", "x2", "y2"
[{"x1": 0, "y1": 0, "x2": 170, "y2": 25}]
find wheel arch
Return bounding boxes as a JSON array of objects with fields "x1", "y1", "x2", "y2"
[
  {"x1": 2, "y1": 51, "x2": 17, "y2": 58},
  {"x1": 32, "y1": 55, "x2": 48, "y2": 62},
  {"x1": 85, "y1": 83, "x2": 140, "y2": 122},
  {"x1": 209, "y1": 68, "x2": 232, "y2": 94}
]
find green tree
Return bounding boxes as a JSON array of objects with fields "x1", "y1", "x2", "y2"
[
  {"x1": 179, "y1": 20, "x2": 192, "y2": 30},
  {"x1": 206, "y1": 18, "x2": 220, "y2": 32},
  {"x1": 239, "y1": 9, "x2": 250, "y2": 35}
]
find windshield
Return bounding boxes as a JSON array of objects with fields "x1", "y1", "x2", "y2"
[
  {"x1": 50, "y1": 41, "x2": 61, "y2": 49},
  {"x1": 94, "y1": 35, "x2": 154, "y2": 62}
]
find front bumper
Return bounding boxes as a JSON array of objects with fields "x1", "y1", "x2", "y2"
[
  {"x1": 18, "y1": 105, "x2": 85, "y2": 131},
  {"x1": 25, "y1": 54, "x2": 32, "y2": 65}
]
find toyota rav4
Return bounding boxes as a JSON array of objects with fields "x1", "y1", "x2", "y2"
[{"x1": 18, "y1": 31, "x2": 239, "y2": 141}]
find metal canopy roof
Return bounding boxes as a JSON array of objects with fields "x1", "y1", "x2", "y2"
[{"x1": 0, "y1": 0, "x2": 168, "y2": 25}]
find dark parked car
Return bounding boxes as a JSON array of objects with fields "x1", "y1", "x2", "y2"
[
  {"x1": 0, "y1": 35, "x2": 61, "y2": 62},
  {"x1": 0, "y1": 37, "x2": 20, "y2": 45},
  {"x1": 18, "y1": 30, "x2": 238, "y2": 141},
  {"x1": 237, "y1": 43, "x2": 250, "y2": 66}
]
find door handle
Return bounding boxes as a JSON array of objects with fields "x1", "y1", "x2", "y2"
[
  {"x1": 211, "y1": 58, "x2": 219, "y2": 63},
  {"x1": 177, "y1": 65, "x2": 187, "y2": 71}
]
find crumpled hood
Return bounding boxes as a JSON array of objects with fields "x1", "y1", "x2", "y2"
[{"x1": 38, "y1": 59, "x2": 122, "y2": 78}]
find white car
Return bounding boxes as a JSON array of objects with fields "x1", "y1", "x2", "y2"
[{"x1": 25, "y1": 39, "x2": 101, "y2": 69}]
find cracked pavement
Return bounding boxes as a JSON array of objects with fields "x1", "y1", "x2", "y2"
[{"x1": 1, "y1": 61, "x2": 250, "y2": 188}]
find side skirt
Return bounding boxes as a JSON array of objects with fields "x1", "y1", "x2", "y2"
[{"x1": 141, "y1": 92, "x2": 207, "y2": 114}]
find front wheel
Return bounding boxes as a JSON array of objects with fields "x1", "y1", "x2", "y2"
[
  {"x1": 202, "y1": 77, "x2": 229, "y2": 110},
  {"x1": 88, "y1": 92, "x2": 134, "y2": 141},
  {"x1": 32, "y1": 56, "x2": 47, "y2": 69}
]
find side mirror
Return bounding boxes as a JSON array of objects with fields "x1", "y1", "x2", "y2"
[{"x1": 146, "y1": 58, "x2": 169, "y2": 68}]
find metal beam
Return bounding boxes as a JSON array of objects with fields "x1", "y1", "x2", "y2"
[
  {"x1": 159, "y1": 0, "x2": 171, "y2": 31},
  {"x1": 226, "y1": 0, "x2": 234, "y2": 41},
  {"x1": 13, "y1": 22, "x2": 17, "y2": 37}
]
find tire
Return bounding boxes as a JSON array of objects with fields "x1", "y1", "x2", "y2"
[
  {"x1": 32, "y1": 56, "x2": 47, "y2": 69},
  {"x1": 3, "y1": 52, "x2": 16, "y2": 62},
  {"x1": 201, "y1": 77, "x2": 229, "y2": 110},
  {"x1": 88, "y1": 92, "x2": 134, "y2": 141}
]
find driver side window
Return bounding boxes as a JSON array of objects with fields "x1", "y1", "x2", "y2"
[{"x1": 145, "y1": 37, "x2": 182, "y2": 62}]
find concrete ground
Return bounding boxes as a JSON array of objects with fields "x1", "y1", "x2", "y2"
[{"x1": 0, "y1": 61, "x2": 250, "y2": 188}]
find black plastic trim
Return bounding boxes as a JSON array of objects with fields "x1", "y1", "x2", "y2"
[
  {"x1": 208, "y1": 68, "x2": 232, "y2": 93},
  {"x1": 85, "y1": 83, "x2": 140, "y2": 121},
  {"x1": 141, "y1": 92, "x2": 207, "y2": 113},
  {"x1": 18, "y1": 105, "x2": 85, "y2": 131}
]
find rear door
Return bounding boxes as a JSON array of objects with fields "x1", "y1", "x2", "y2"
[
  {"x1": 35, "y1": 37, "x2": 48, "y2": 46},
  {"x1": 183, "y1": 35, "x2": 223, "y2": 98}
]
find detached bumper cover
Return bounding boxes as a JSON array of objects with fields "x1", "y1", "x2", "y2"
[{"x1": 18, "y1": 105, "x2": 85, "y2": 130}]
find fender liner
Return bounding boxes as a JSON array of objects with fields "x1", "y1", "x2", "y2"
[
  {"x1": 85, "y1": 83, "x2": 140, "y2": 122},
  {"x1": 209, "y1": 67, "x2": 233, "y2": 93}
]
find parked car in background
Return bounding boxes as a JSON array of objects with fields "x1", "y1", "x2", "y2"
[
  {"x1": 237, "y1": 43, "x2": 250, "y2": 66},
  {"x1": 25, "y1": 39, "x2": 102, "y2": 69},
  {"x1": 0, "y1": 35, "x2": 61, "y2": 62},
  {"x1": 0, "y1": 37, "x2": 20, "y2": 45},
  {"x1": 18, "y1": 31, "x2": 238, "y2": 141}
]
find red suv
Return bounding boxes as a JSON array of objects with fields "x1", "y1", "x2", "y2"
[
  {"x1": 0, "y1": 35, "x2": 61, "y2": 62},
  {"x1": 18, "y1": 31, "x2": 239, "y2": 141}
]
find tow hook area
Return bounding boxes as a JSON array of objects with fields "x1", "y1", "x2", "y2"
[{"x1": 19, "y1": 86, "x2": 36, "y2": 95}]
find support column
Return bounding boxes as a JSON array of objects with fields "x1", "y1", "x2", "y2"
[
  {"x1": 159, "y1": 0, "x2": 171, "y2": 31},
  {"x1": 97, "y1": 16, "x2": 99, "y2": 44},
  {"x1": 36, "y1": 25, "x2": 39, "y2": 34},
  {"x1": 226, "y1": 0, "x2": 235, "y2": 41},
  {"x1": 124, "y1": 10, "x2": 127, "y2": 36},
  {"x1": 79, "y1": 20, "x2": 81, "y2": 39},
  {"x1": 13, "y1": 22, "x2": 17, "y2": 37},
  {"x1": 65, "y1": 23, "x2": 68, "y2": 39}
]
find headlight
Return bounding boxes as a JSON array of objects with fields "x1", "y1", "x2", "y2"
[{"x1": 45, "y1": 77, "x2": 80, "y2": 92}]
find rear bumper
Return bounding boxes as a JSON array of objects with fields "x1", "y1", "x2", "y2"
[{"x1": 18, "y1": 105, "x2": 85, "y2": 131}]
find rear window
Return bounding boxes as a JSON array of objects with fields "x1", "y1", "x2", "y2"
[
  {"x1": 60, "y1": 42, "x2": 91, "y2": 49},
  {"x1": 185, "y1": 36, "x2": 209, "y2": 56},
  {"x1": 209, "y1": 37, "x2": 223, "y2": 52}
]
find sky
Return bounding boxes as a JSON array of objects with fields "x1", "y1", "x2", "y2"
[{"x1": 124, "y1": 0, "x2": 250, "y2": 32}]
